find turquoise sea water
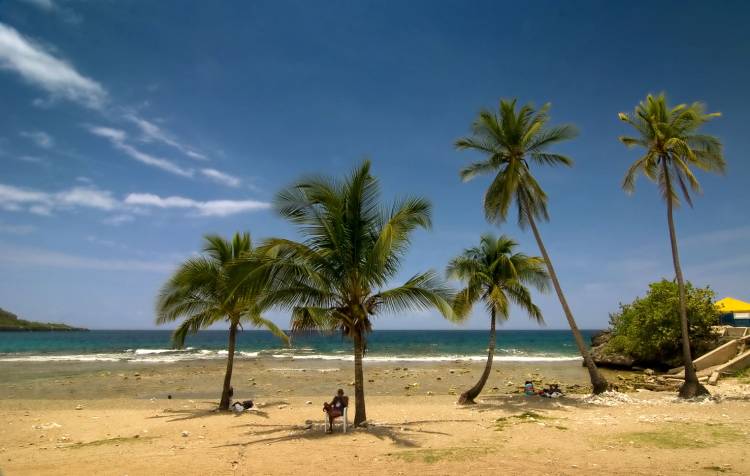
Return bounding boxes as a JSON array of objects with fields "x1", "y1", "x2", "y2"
[{"x1": 0, "y1": 330, "x2": 596, "y2": 363}]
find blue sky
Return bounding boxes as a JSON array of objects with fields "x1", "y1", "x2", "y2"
[{"x1": 0, "y1": 0, "x2": 748, "y2": 330}]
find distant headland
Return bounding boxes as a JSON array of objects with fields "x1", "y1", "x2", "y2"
[{"x1": 0, "y1": 308, "x2": 88, "y2": 332}]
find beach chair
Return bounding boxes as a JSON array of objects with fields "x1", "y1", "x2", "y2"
[{"x1": 324, "y1": 404, "x2": 348, "y2": 433}]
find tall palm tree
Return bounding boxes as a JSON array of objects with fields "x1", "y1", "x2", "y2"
[
  {"x1": 618, "y1": 93, "x2": 724, "y2": 398},
  {"x1": 257, "y1": 161, "x2": 455, "y2": 426},
  {"x1": 156, "y1": 232, "x2": 288, "y2": 411},
  {"x1": 455, "y1": 99, "x2": 609, "y2": 394},
  {"x1": 448, "y1": 234, "x2": 549, "y2": 404}
]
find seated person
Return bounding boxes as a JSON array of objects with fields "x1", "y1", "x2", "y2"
[
  {"x1": 540, "y1": 383, "x2": 563, "y2": 398},
  {"x1": 523, "y1": 380, "x2": 536, "y2": 396},
  {"x1": 231, "y1": 400, "x2": 254, "y2": 414},
  {"x1": 323, "y1": 389, "x2": 348, "y2": 432}
]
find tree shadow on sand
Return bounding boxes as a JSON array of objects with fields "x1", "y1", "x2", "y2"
[
  {"x1": 219, "y1": 417, "x2": 473, "y2": 449},
  {"x1": 462, "y1": 394, "x2": 590, "y2": 414}
]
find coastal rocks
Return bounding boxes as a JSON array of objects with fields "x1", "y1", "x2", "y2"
[
  {"x1": 589, "y1": 331, "x2": 635, "y2": 369},
  {"x1": 181, "y1": 430, "x2": 190, "y2": 437}
]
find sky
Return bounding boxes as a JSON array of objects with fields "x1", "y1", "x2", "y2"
[{"x1": 0, "y1": 0, "x2": 748, "y2": 331}]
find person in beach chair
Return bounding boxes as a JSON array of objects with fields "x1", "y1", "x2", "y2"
[{"x1": 323, "y1": 388, "x2": 348, "y2": 433}]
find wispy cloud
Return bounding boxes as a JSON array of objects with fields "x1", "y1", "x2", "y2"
[
  {"x1": 124, "y1": 192, "x2": 271, "y2": 217},
  {"x1": 682, "y1": 226, "x2": 750, "y2": 248},
  {"x1": 0, "y1": 221, "x2": 35, "y2": 235},
  {"x1": 0, "y1": 22, "x2": 105, "y2": 108},
  {"x1": 18, "y1": 0, "x2": 83, "y2": 24},
  {"x1": 0, "y1": 182, "x2": 270, "y2": 218},
  {"x1": 102, "y1": 214, "x2": 135, "y2": 226},
  {"x1": 125, "y1": 114, "x2": 207, "y2": 160},
  {"x1": 20, "y1": 130, "x2": 54, "y2": 149},
  {"x1": 201, "y1": 168, "x2": 241, "y2": 187},
  {"x1": 0, "y1": 242, "x2": 174, "y2": 273},
  {"x1": 88, "y1": 126, "x2": 194, "y2": 178},
  {"x1": 0, "y1": 183, "x2": 117, "y2": 215}
]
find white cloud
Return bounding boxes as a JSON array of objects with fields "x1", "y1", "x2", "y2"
[
  {"x1": 0, "y1": 181, "x2": 269, "y2": 219},
  {"x1": 0, "y1": 183, "x2": 117, "y2": 214},
  {"x1": 0, "y1": 242, "x2": 174, "y2": 273},
  {"x1": 102, "y1": 214, "x2": 134, "y2": 226},
  {"x1": 88, "y1": 126, "x2": 125, "y2": 142},
  {"x1": 0, "y1": 23, "x2": 105, "y2": 108},
  {"x1": 0, "y1": 221, "x2": 35, "y2": 234},
  {"x1": 20, "y1": 130, "x2": 54, "y2": 149},
  {"x1": 124, "y1": 192, "x2": 270, "y2": 217},
  {"x1": 125, "y1": 114, "x2": 207, "y2": 161},
  {"x1": 58, "y1": 186, "x2": 118, "y2": 210},
  {"x1": 201, "y1": 168, "x2": 241, "y2": 187},
  {"x1": 19, "y1": 0, "x2": 81, "y2": 23},
  {"x1": 88, "y1": 126, "x2": 194, "y2": 178}
]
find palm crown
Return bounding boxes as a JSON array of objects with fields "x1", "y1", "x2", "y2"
[
  {"x1": 456, "y1": 99, "x2": 578, "y2": 227},
  {"x1": 156, "y1": 232, "x2": 287, "y2": 348},
  {"x1": 619, "y1": 93, "x2": 725, "y2": 206},
  {"x1": 260, "y1": 160, "x2": 455, "y2": 345},
  {"x1": 448, "y1": 234, "x2": 549, "y2": 322}
]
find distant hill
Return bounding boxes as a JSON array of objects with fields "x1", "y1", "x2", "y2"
[{"x1": 0, "y1": 308, "x2": 88, "y2": 332}]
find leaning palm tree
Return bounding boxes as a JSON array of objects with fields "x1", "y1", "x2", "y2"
[
  {"x1": 449, "y1": 234, "x2": 549, "y2": 404},
  {"x1": 618, "y1": 93, "x2": 724, "y2": 398},
  {"x1": 456, "y1": 99, "x2": 609, "y2": 394},
  {"x1": 257, "y1": 160, "x2": 455, "y2": 426},
  {"x1": 156, "y1": 232, "x2": 288, "y2": 411}
]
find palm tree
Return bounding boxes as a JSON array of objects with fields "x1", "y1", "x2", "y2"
[
  {"x1": 618, "y1": 93, "x2": 724, "y2": 398},
  {"x1": 156, "y1": 232, "x2": 289, "y2": 411},
  {"x1": 448, "y1": 234, "x2": 549, "y2": 404},
  {"x1": 455, "y1": 99, "x2": 609, "y2": 394},
  {"x1": 258, "y1": 160, "x2": 455, "y2": 426}
]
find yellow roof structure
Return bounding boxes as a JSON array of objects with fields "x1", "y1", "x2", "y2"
[{"x1": 715, "y1": 297, "x2": 750, "y2": 313}]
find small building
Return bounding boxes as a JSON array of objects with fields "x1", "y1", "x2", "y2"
[{"x1": 716, "y1": 297, "x2": 750, "y2": 327}]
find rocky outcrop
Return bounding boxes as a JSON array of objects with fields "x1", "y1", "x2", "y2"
[{"x1": 589, "y1": 330, "x2": 635, "y2": 369}]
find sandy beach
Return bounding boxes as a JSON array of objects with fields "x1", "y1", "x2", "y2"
[{"x1": 2, "y1": 359, "x2": 749, "y2": 475}]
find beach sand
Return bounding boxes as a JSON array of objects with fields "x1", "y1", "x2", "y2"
[{"x1": 1, "y1": 359, "x2": 749, "y2": 475}]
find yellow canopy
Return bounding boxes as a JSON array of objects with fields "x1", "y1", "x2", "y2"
[{"x1": 715, "y1": 297, "x2": 750, "y2": 313}]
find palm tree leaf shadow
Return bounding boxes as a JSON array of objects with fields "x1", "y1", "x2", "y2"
[
  {"x1": 147, "y1": 408, "x2": 270, "y2": 422},
  {"x1": 465, "y1": 394, "x2": 584, "y2": 413},
  {"x1": 220, "y1": 418, "x2": 468, "y2": 449}
]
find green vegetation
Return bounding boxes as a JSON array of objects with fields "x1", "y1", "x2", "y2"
[
  {"x1": 495, "y1": 411, "x2": 555, "y2": 431},
  {"x1": 0, "y1": 307, "x2": 86, "y2": 331},
  {"x1": 455, "y1": 99, "x2": 609, "y2": 394},
  {"x1": 156, "y1": 232, "x2": 289, "y2": 411},
  {"x1": 619, "y1": 93, "x2": 725, "y2": 398},
  {"x1": 616, "y1": 422, "x2": 743, "y2": 449},
  {"x1": 389, "y1": 446, "x2": 490, "y2": 464},
  {"x1": 448, "y1": 234, "x2": 548, "y2": 404},
  {"x1": 606, "y1": 280, "x2": 720, "y2": 368},
  {"x1": 246, "y1": 161, "x2": 455, "y2": 426}
]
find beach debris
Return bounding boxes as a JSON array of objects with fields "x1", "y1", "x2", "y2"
[
  {"x1": 32, "y1": 423, "x2": 61, "y2": 430},
  {"x1": 582, "y1": 391, "x2": 634, "y2": 406},
  {"x1": 644, "y1": 368, "x2": 655, "y2": 376},
  {"x1": 181, "y1": 431, "x2": 190, "y2": 437},
  {"x1": 426, "y1": 391, "x2": 434, "y2": 396},
  {"x1": 74, "y1": 405, "x2": 84, "y2": 410},
  {"x1": 277, "y1": 404, "x2": 287, "y2": 409},
  {"x1": 305, "y1": 400, "x2": 312, "y2": 405},
  {"x1": 167, "y1": 394, "x2": 172, "y2": 399}
]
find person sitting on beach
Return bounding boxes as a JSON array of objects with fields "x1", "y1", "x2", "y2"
[
  {"x1": 323, "y1": 388, "x2": 348, "y2": 433},
  {"x1": 540, "y1": 384, "x2": 563, "y2": 398},
  {"x1": 523, "y1": 381, "x2": 536, "y2": 396},
  {"x1": 231, "y1": 400, "x2": 254, "y2": 414}
]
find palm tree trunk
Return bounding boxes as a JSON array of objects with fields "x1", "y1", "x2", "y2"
[
  {"x1": 219, "y1": 321, "x2": 238, "y2": 411},
  {"x1": 662, "y1": 165, "x2": 708, "y2": 398},
  {"x1": 458, "y1": 309, "x2": 497, "y2": 404},
  {"x1": 352, "y1": 329, "x2": 367, "y2": 426},
  {"x1": 523, "y1": 198, "x2": 608, "y2": 394}
]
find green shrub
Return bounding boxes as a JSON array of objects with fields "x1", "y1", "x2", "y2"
[{"x1": 606, "y1": 280, "x2": 719, "y2": 367}]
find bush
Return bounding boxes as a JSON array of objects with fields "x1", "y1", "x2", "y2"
[{"x1": 606, "y1": 280, "x2": 720, "y2": 367}]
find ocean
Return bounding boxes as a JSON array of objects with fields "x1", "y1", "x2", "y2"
[{"x1": 0, "y1": 329, "x2": 595, "y2": 364}]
